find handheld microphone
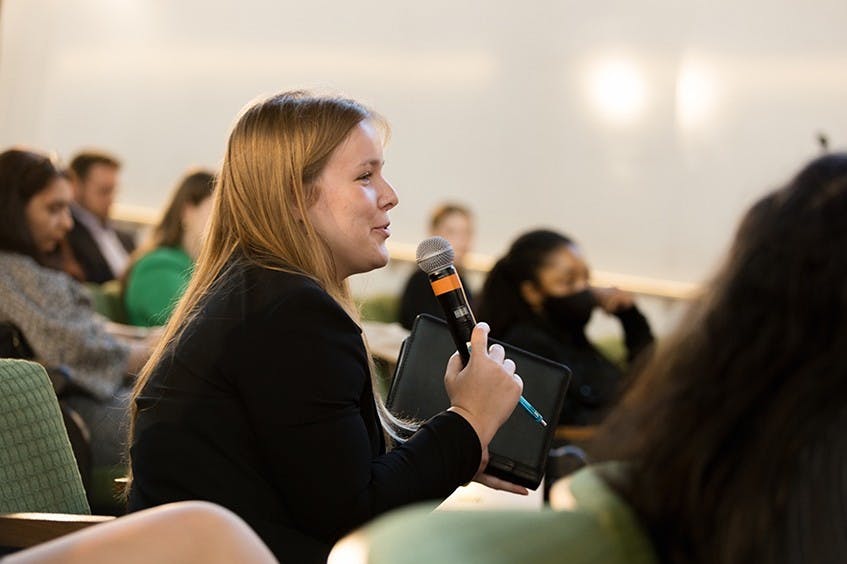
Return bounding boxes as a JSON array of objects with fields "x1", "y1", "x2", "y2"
[
  {"x1": 416, "y1": 236, "x2": 476, "y2": 365},
  {"x1": 416, "y1": 236, "x2": 547, "y2": 427}
]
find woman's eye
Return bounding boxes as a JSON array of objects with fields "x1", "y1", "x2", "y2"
[{"x1": 357, "y1": 172, "x2": 372, "y2": 183}]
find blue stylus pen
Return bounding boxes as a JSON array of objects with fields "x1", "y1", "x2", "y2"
[
  {"x1": 518, "y1": 395, "x2": 547, "y2": 427},
  {"x1": 466, "y1": 342, "x2": 547, "y2": 427}
]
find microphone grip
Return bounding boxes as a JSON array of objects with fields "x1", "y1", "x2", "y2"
[{"x1": 428, "y1": 267, "x2": 476, "y2": 366}]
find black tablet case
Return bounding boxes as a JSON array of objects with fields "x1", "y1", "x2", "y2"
[{"x1": 386, "y1": 314, "x2": 571, "y2": 490}]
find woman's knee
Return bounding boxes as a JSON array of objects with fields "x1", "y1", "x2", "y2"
[{"x1": 162, "y1": 501, "x2": 252, "y2": 537}]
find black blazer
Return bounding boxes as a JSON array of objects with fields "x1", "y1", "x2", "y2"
[
  {"x1": 398, "y1": 268, "x2": 473, "y2": 330},
  {"x1": 128, "y1": 261, "x2": 480, "y2": 563},
  {"x1": 66, "y1": 209, "x2": 135, "y2": 283},
  {"x1": 503, "y1": 306, "x2": 654, "y2": 426}
]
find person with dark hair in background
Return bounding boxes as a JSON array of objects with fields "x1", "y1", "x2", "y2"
[
  {"x1": 123, "y1": 169, "x2": 215, "y2": 327},
  {"x1": 0, "y1": 148, "x2": 156, "y2": 467},
  {"x1": 334, "y1": 152, "x2": 847, "y2": 564},
  {"x1": 477, "y1": 229, "x2": 653, "y2": 426},
  {"x1": 66, "y1": 150, "x2": 136, "y2": 283},
  {"x1": 398, "y1": 203, "x2": 474, "y2": 329},
  {"x1": 127, "y1": 92, "x2": 524, "y2": 563}
]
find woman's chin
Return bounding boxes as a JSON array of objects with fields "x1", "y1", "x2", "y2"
[
  {"x1": 344, "y1": 254, "x2": 390, "y2": 279},
  {"x1": 366, "y1": 250, "x2": 391, "y2": 273},
  {"x1": 368, "y1": 254, "x2": 390, "y2": 273}
]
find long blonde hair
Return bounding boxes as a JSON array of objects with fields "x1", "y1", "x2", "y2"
[{"x1": 127, "y1": 91, "x2": 415, "y2": 481}]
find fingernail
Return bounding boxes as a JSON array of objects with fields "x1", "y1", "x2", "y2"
[{"x1": 476, "y1": 322, "x2": 490, "y2": 331}]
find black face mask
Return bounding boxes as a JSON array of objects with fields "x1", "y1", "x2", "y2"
[{"x1": 543, "y1": 289, "x2": 597, "y2": 333}]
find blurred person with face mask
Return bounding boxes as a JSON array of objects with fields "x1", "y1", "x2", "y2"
[{"x1": 477, "y1": 229, "x2": 654, "y2": 426}]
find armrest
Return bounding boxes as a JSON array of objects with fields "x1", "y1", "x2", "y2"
[
  {"x1": 555, "y1": 425, "x2": 598, "y2": 443},
  {"x1": 0, "y1": 513, "x2": 114, "y2": 549}
]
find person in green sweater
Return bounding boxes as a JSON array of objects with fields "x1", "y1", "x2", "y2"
[{"x1": 123, "y1": 170, "x2": 214, "y2": 326}]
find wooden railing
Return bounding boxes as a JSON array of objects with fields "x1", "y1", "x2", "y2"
[
  {"x1": 384, "y1": 241, "x2": 700, "y2": 301},
  {"x1": 113, "y1": 203, "x2": 700, "y2": 301}
]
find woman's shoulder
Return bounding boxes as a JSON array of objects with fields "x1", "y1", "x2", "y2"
[
  {"x1": 0, "y1": 250, "x2": 53, "y2": 276},
  {"x1": 0, "y1": 250, "x2": 84, "y2": 297},
  {"x1": 213, "y1": 263, "x2": 354, "y2": 326},
  {"x1": 258, "y1": 269, "x2": 352, "y2": 321},
  {"x1": 245, "y1": 264, "x2": 327, "y2": 300},
  {"x1": 134, "y1": 247, "x2": 192, "y2": 271}
]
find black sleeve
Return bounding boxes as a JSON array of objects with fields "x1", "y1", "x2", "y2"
[
  {"x1": 398, "y1": 270, "x2": 444, "y2": 330},
  {"x1": 233, "y1": 284, "x2": 481, "y2": 543},
  {"x1": 615, "y1": 305, "x2": 655, "y2": 363},
  {"x1": 502, "y1": 324, "x2": 567, "y2": 366}
]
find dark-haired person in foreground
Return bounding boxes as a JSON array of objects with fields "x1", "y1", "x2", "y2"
[{"x1": 337, "y1": 152, "x2": 847, "y2": 564}]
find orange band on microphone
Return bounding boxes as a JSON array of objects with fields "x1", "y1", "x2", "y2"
[{"x1": 431, "y1": 273, "x2": 462, "y2": 295}]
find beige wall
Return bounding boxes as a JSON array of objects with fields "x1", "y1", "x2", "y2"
[{"x1": 2, "y1": 0, "x2": 846, "y2": 288}]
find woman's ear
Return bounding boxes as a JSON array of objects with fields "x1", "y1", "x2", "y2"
[
  {"x1": 520, "y1": 280, "x2": 545, "y2": 312},
  {"x1": 292, "y1": 181, "x2": 317, "y2": 224}
]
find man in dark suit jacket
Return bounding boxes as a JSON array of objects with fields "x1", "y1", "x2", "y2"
[
  {"x1": 66, "y1": 151, "x2": 136, "y2": 283},
  {"x1": 399, "y1": 203, "x2": 475, "y2": 329}
]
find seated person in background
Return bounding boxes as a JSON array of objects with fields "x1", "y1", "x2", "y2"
[
  {"x1": 398, "y1": 202, "x2": 475, "y2": 329},
  {"x1": 477, "y1": 229, "x2": 653, "y2": 426},
  {"x1": 332, "y1": 152, "x2": 847, "y2": 564},
  {"x1": 123, "y1": 169, "x2": 215, "y2": 327},
  {"x1": 0, "y1": 148, "x2": 156, "y2": 467},
  {"x1": 66, "y1": 150, "x2": 136, "y2": 283}
]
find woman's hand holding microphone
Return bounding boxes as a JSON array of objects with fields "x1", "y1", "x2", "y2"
[{"x1": 444, "y1": 322, "x2": 528, "y2": 495}]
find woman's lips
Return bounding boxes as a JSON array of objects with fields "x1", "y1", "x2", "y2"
[{"x1": 373, "y1": 220, "x2": 391, "y2": 237}]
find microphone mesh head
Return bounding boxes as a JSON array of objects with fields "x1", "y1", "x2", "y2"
[{"x1": 416, "y1": 236, "x2": 455, "y2": 274}]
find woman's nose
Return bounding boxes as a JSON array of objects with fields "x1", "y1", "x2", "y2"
[
  {"x1": 379, "y1": 178, "x2": 399, "y2": 210},
  {"x1": 61, "y1": 208, "x2": 74, "y2": 232}
]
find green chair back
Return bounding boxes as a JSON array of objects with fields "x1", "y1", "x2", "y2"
[
  {"x1": 0, "y1": 359, "x2": 90, "y2": 515},
  {"x1": 359, "y1": 294, "x2": 400, "y2": 323},
  {"x1": 343, "y1": 466, "x2": 656, "y2": 564},
  {"x1": 86, "y1": 280, "x2": 128, "y2": 324}
]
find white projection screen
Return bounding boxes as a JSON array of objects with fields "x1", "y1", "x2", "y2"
[{"x1": 2, "y1": 0, "x2": 846, "y2": 285}]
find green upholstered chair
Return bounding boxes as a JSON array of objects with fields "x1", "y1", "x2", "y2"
[
  {"x1": 359, "y1": 294, "x2": 400, "y2": 324},
  {"x1": 85, "y1": 280, "x2": 128, "y2": 324},
  {"x1": 0, "y1": 321, "x2": 128, "y2": 516},
  {"x1": 594, "y1": 335, "x2": 628, "y2": 369},
  {"x1": 333, "y1": 465, "x2": 657, "y2": 564},
  {"x1": 0, "y1": 359, "x2": 113, "y2": 550}
]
